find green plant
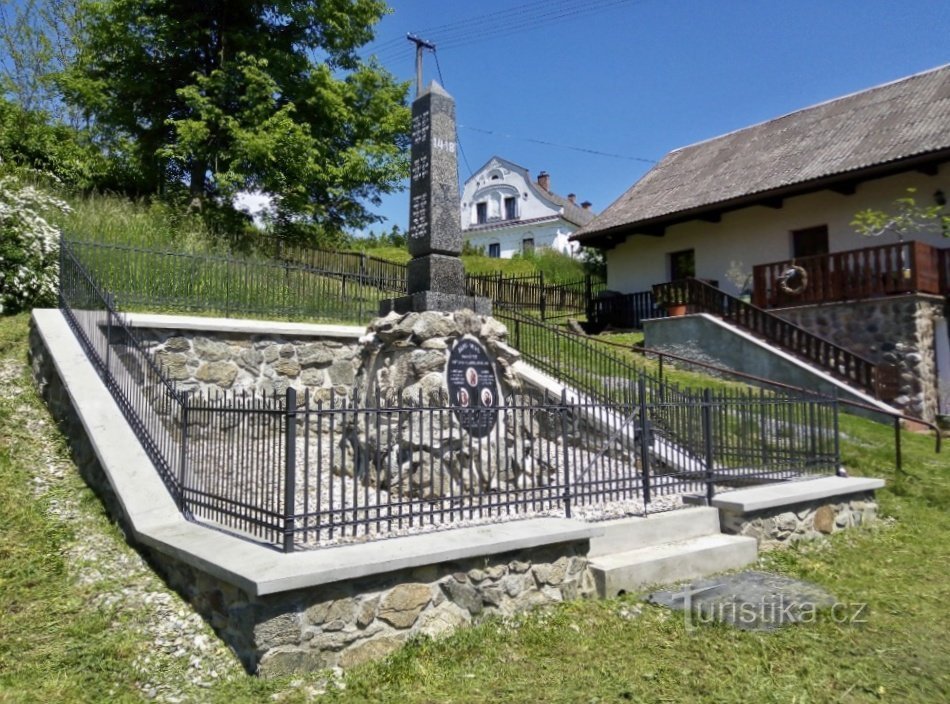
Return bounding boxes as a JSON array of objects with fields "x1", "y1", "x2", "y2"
[
  {"x1": 0, "y1": 170, "x2": 70, "y2": 313},
  {"x1": 852, "y1": 187, "x2": 950, "y2": 240}
]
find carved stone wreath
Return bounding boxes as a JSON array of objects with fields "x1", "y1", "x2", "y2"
[{"x1": 779, "y1": 264, "x2": 808, "y2": 295}]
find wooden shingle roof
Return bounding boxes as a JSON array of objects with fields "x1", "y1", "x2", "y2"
[{"x1": 574, "y1": 64, "x2": 950, "y2": 246}]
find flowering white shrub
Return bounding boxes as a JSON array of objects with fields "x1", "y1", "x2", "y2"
[{"x1": 0, "y1": 173, "x2": 71, "y2": 314}]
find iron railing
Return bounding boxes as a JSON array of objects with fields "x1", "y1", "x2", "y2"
[
  {"x1": 259, "y1": 238, "x2": 408, "y2": 294},
  {"x1": 467, "y1": 272, "x2": 605, "y2": 319},
  {"x1": 66, "y1": 239, "x2": 605, "y2": 322},
  {"x1": 654, "y1": 278, "x2": 899, "y2": 401},
  {"x1": 59, "y1": 239, "x2": 840, "y2": 552},
  {"x1": 66, "y1": 239, "x2": 394, "y2": 322},
  {"x1": 587, "y1": 290, "x2": 664, "y2": 331}
]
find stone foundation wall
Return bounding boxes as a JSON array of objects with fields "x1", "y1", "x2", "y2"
[
  {"x1": 156, "y1": 541, "x2": 593, "y2": 675},
  {"x1": 29, "y1": 318, "x2": 595, "y2": 676},
  {"x1": 719, "y1": 492, "x2": 878, "y2": 550},
  {"x1": 134, "y1": 328, "x2": 363, "y2": 401},
  {"x1": 772, "y1": 295, "x2": 946, "y2": 421}
]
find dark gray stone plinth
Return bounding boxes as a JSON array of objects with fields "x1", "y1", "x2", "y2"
[
  {"x1": 407, "y1": 254, "x2": 465, "y2": 296},
  {"x1": 380, "y1": 292, "x2": 492, "y2": 316}
]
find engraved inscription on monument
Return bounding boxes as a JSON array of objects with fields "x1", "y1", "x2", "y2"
[{"x1": 446, "y1": 336, "x2": 499, "y2": 438}]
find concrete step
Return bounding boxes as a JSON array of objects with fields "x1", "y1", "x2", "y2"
[
  {"x1": 587, "y1": 506, "x2": 721, "y2": 558},
  {"x1": 590, "y1": 533, "x2": 758, "y2": 597}
]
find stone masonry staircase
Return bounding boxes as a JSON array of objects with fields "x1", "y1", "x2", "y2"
[{"x1": 587, "y1": 506, "x2": 757, "y2": 597}]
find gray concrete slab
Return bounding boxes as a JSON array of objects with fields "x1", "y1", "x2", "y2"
[
  {"x1": 124, "y1": 312, "x2": 366, "y2": 339},
  {"x1": 31, "y1": 309, "x2": 601, "y2": 597},
  {"x1": 711, "y1": 476, "x2": 885, "y2": 513}
]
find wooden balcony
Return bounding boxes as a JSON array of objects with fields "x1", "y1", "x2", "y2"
[{"x1": 752, "y1": 240, "x2": 950, "y2": 309}]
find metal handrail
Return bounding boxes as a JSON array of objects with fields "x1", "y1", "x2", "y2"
[{"x1": 654, "y1": 278, "x2": 896, "y2": 399}]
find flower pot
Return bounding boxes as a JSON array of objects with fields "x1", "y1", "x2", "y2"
[{"x1": 666, "y1": 304, "x2": 687, "y2": 317}]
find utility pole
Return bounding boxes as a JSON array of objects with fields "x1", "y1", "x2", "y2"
[{"x1": 407, "y1": 34, "x2": 436, "y2": 97}]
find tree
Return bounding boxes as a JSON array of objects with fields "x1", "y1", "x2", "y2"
[
  {"x1": 0, "y1": 0, "x2": 84, "y2": 124},
  {"x1": 61, "y1": 0, "x2": 410, "y2": 239},
  {"x1": 851, "y1": 188, "x2": 950, "y2": 241}
]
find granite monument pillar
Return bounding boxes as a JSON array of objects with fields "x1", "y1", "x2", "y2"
[{"x1": 381, "y1": 81, "x2": 491, "y2": 315}]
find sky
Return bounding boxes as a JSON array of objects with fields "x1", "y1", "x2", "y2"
[{"x1": 356, "y1": 0, "x2": 950, "y2": 235}]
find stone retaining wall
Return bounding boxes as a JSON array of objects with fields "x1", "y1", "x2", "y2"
[
  {"x1": 158, "y1": 541, "x2": 593, "y2": 675},
  {"x1": 134, "y1": 328, "x2": 363, "y2": 401},
  {"x1": 29, "y1": 318, "x2": 595, "y2": 676},
  {"x1": 719, "y1": 492, "x2": 878, "y2": 550},
  {"x1": 772, "y1": 294, "x2": 946, "y2": 421}
]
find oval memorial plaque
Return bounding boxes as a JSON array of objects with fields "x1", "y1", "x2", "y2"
[{"x1": 446, "y1": 335, "x2": 499, "y2": 438}]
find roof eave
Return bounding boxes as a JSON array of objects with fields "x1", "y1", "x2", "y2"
[{"x1": 572, "y1": 148, "x2": 950, "y2": 249}]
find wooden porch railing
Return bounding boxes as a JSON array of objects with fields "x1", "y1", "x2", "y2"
[
  {"x1": 752, "y1": 240, "x2": 949, "y2": 309},
  {"x1": 654, "y1": 278, "x2": 899, "y2": 401}
]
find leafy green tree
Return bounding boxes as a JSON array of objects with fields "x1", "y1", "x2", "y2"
[
  {"x1": 61, "y1": 0, "x2": 410, "y2": 239},
  {"x1": 852, "y1": 188, "x2": 949, "y2": 240},
  {"x1": 0, "y1": 0, "x2": 83, "y2": 121},
  {"x1": 0, "y1": 97, "x2": 110, "y2": 190}
]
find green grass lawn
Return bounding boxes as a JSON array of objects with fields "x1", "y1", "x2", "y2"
[{"x1": 1, "y1": 312, "x2": 947, "y2": 703}]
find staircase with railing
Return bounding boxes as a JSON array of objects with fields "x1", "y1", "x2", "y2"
[{"x1": 652, "y1": 278, "x2": 900, "y2": 402}]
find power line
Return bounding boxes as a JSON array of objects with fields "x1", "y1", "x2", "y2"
[
  {"x1": 369, "y1": 0, "x2": 640, "y2": 64},
  {"x1": 432, "y1": 49, "x2": 473, "y2": 179},
  {"x1": 459, "y1": 125, "x2": 657, "y2": 163}
]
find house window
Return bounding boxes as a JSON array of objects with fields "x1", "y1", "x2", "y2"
[
  {"x1": 791, "y1": 225, "x2": 829, "y2": 258},
  {"x1": 669, "y1": 249, "x2": 695, "y2": 281},
  {"x1": 476, "y1": 202, "x2": 487, "y2": 225},
  {"x1": 504, "y1": 196, "x2": 517, "y2": 220},
  {"x1": 488, "y1": 243, "x2": 500, "y2": 258},
  {"x1": 523, "y1": 238, "x2": 535, "y2": 254}
]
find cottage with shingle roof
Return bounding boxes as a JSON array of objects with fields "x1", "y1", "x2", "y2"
[
  {"x1": 572, "y1": 64, "x2": 950, "y2": 298},
  {"x1": 462, "y1": 156, "x2": 595, "y2": 259}
]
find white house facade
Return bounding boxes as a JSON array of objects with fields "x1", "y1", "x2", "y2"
[
  {"x1": 572, "y1": 64, "x2": 950, "y2": 421},
  {"x1": 572, "y1": 64, "x2": 950, "y2": 298},
  {"x1": 461, "y1": 157, "x2": 594, "y2": 258},
  {"x1": 602, "y1": 167, "x2": 948, "y2": 298}
]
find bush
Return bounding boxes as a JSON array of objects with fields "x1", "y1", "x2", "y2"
[
  {"x1": 0, "y1": 98, "x2": 110, "y2": 192},
  {"x1": 0, "y1": 172, "x2": 70, "y2": 314}
]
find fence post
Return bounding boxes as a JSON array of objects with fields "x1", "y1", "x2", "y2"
[
  {"x1": 808, "y1": 394, "x2": 817, "y2": 462},
  {"x1": 178, "y1": 392, "x2": 190, "y2": 515},
  {"x1": 104, "y1": 293, "x2": 113, "y2": 377},
  {"x1": 638, "y1": 376, "x2": 651, "y2": 508},
  {"x1": 702, "y1": 388, "x2": 715, "y2": 504},
  {"x1": 283, "y1": 387, "x2": 298, "y2": 552},
  {"x1": 559, "y1": 389, "x2": 572, "y2": 518},
  {"x1": 539, "y1": 271, "x2": 546, "y2": 321},
  {"x1": 894, "y1": 415, "x2": 904, "y2": 476},
  {"x1": 832, "y1": 390, "x2": 841, "y2": 474}
]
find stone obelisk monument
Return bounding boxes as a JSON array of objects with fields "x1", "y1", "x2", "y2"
[{"x1": 381, "y1": 81, "x2": 490, "y2": 315}]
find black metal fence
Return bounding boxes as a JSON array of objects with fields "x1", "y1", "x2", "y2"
[
  {"x1": 66, "y1": 239, "x2": 399, "y2": 322},
  {"x1": 587, "y1": 290, "x2": 665, "y2": 331},
  {"x1": 467, "y1": 272, "x2": 606, "y2": 319},
  {"x1": 67, "y1": 238, "x2": 608, "y2": 323},
  {"x1": 59, "y1": 239, "x2": 840, "y2": 552},
  {"x1": 259, "y1": 238, "x2": 408, "y2": 294}
]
